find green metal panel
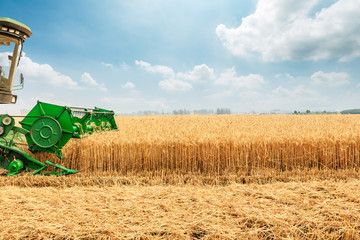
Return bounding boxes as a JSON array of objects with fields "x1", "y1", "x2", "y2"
[
  {"x1": 94, "y1": 107, "x2": 118, "y2": 130},
  {"x1": 0, "y1": 142, "x2": 77, "y2": 176},
  {"x1": 19, "y1": 101, "x2": 76, "y2": 158},
  {"x1": 0, "y1": 142, "x2": 47, "y2": 173},
  {"x1": 19, "y1": 101, "x2": 118, "y2": 159},
  {"x1": 71, "y1": 106, "x2": 117, "y2": 135}
]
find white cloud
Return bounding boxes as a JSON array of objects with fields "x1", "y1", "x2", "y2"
[
  {"x1": 272, "y1": 85, "x2": 293, "y2": 96},
  {"x1": 1, "y1": 53, "x2": 109, "y2": 91},
  {"x1": 136, "y1": 61, "x2": 216, "y2": 83},
  {"x1": 81, "y1": 72, "x2": 98, "y2": 86},
  {"x1": 17, "y1": 53, "x2": 79, "y2": 88},
  {"x1": 80, "y1": 72, "x2": 107, "y2": 91},
  {"x1": 98, "y1": 84, "x2": 108, "y2": 92},
  {"x1": 275, "y1": 73, "x2": 296, "y2": 81},
  {"x1": 135, "y1": 60, "x2": 175, "y2": 78},
  {"x1": 101, "y1": 97, "x2": 137, "y2": 104},
  {"x1": 120, "y1": 62, "x2": 130, "y2": 71},
  {"x1": 121, "y1": 81, "x2": 136, "y2": 89},
  {"x1": 310, "y1": 71, "x2": 350, "y2": 87},
  {"x1": 215, "y1": 67, "x2": 265, "y2": 89},
  {"x1": 102, "y1": 61, "x2": 129, "y2": 71},
  {"x1": 0, "y1": 52, "x2": 10, "y2": 66},
  {"x1": 268, "y1": 84, "x2": 333, "y2": 111},
  {"x1": 146, "y1": 98, "x2": 168, "y2": 109},
  {"x1": 101, "y1": 62, "x2": 115, "y2": 68},
  {"x1": 216, "y1": 0, "x2": 360, "y2": 62},
  {"x1": 1, "y1": 52, "x2": 88, "y2": 90},
  {"x1": 273, "y1": 85, "x2": 316, "y2": 97},
  {"x1": 136, "y1": 60, "x2": 265, "y2": 92},
  {"x1": 238, "y1": 90, "x2": 262, "y2": 99},
  {"x1": 205, "y1": 90, "x2": 233, "y2": 99},
  {"x1": 136, "y1": 60, "x2": 216, "y2": 91},
  {"x1": 177, "y1": 64, "x2": 216, "y2": 83},
  {"x1": 159, "y1": 79, "x2": 192, "y2": 92}
]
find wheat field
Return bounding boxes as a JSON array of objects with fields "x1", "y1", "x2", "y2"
[
  {"x1": 32, "y1": 114, "x2": 360, "y2": 175},
  {"x1": 3, "y1": 114, "x2": 360, "y2": 239}
]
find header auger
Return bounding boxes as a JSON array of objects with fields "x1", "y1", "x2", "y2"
[{"x1": 0, "y1": 17, "x2": 117, "y2": 176}]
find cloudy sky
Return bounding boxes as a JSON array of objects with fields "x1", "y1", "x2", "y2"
[{"x1": 1, "y1": 0, "x2": 360, "y2": 114}]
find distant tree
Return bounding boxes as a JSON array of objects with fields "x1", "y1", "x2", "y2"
[
  {"x1": 173, "y1": 109, "x2": 190, "y2": 115},
  {"x1": 306, "y1": 110, "x2": 311, "y2": 114},
  {"x1": 193, "y1": 109, "x2": 214, "y2": 115},
  {"x1": 216, "y1": 108, "x2": 231, "y2": 115},
  {"x1": 341, "y1": 109, "x2": 360, "y2": 114}
]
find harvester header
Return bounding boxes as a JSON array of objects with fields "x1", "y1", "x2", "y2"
[{"x1": 20, "y1": 101, "x2": 117, "y2": 159}]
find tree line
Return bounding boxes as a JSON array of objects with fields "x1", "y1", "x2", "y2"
[{"x1": 173, "y1": 108, "x2": 231, "y2": 115}]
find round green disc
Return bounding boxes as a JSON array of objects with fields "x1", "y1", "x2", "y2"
[
  {"x1": 9, "y1": 159, "x2": 24, "y2": 172},
  {"x1": 30, "y1": 117, "x2": 62, "y2": 148}
]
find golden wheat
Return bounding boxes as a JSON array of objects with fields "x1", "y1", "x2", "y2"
[{"x1": 30, "y1": 114, "x2": 360, "y2": 175}]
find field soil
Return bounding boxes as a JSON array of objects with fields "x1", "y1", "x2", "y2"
[{"x1": 1, "y1": 173, "x2": 360, "y2": 239}]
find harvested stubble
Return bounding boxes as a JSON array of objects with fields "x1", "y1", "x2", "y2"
[
  {"x1": 1, "y1": 179, "x2": 360, "y2": 239},
  {"x1": 1, "y1": 169, "x2": 360, "y2": 187},
  {"x1": 32, "y1": 114, "x2": 360, "y2": 175}
]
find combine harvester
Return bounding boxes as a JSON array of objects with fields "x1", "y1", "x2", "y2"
[{"x1": 0, "y1": 17, "x2": 117, "y2": 176}]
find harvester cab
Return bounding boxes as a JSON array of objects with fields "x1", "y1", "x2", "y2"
[
  {"x1": 0, "y1": 17, "x2": 30, "y2": 104},
  {"x1": 0, "y1": 17, "x2": 117, "y2": 176}
]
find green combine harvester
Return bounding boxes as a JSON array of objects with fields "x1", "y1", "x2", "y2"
[{"x1": 0, "y1": 17, "x2": 117, "y2": 176}]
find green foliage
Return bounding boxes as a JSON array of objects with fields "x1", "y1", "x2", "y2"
[
  {"x1": 341, "y1": 109, "x2": 360, "y2": 114},
  {"x1": 173, "y1": 109, "x2": 191, "y2": 115},
  {"x1": 293, "y1": 110, "x2": 338, "y2": 115},
  {"x1": 216, "y1": 108, "x2": 231, "y2": 115}
]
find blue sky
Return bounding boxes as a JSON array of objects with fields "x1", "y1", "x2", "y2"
[{"x1": 1, "y1": 0, "x2": 360, "y2": 114}]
